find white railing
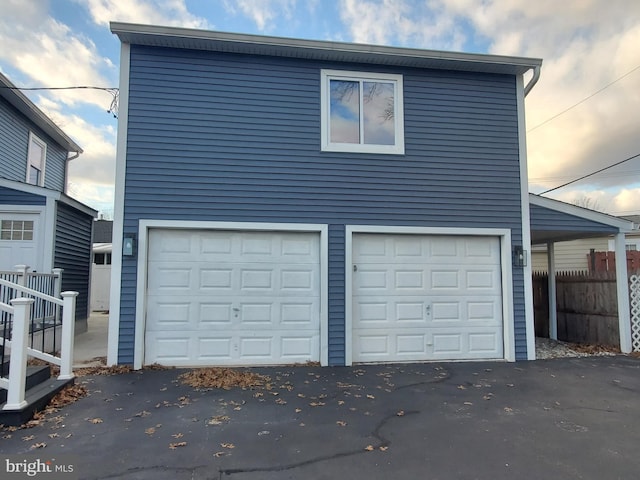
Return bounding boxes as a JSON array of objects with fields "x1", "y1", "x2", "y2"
[
  {"x1": 631, "y1": 274, "x2": 640, "y2": 352},
  {"x1": 0, "y1": 267, "x2": 77, "y2": 410}
]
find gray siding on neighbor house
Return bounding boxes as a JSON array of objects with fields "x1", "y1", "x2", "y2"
[
  {"x1": 530, "y1": 204, "x2": 618, "y2": 234},
  {"x1": 54, "y1": 202, "x2": 93, "y2": 327},
  {"x1": 0, "y1": 186, "x2": 46, "y2": 206},
  {"x1": 0, "y1": 97, "x2": 68, "y2": 192},
  {"x1": 119, "y1": 45, "x2": 527, "y2": 364}
]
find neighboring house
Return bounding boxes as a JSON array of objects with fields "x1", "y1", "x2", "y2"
[
  {"x1": 91, "y1": 219, "x2": 112, "y2": 312},
  {"x1": 531, "y1": 215, "x2": 640, "y2": 272},
  {"x1": 107, "y1": 23, "x2": 632, "y2": 368},
  {"x1": 0, "y1": 72, "x2": 97, "y2": 331}
]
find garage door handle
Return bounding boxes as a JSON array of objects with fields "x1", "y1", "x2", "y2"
[{"x1": 353, "y1": 265, "x2": 358, "y2": 272}]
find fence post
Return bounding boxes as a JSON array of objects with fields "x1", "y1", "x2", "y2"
[
  {"x1": 58, "y1": 291, "x2": 78, "y2": 380},
  {"x1": 13, "y1": 265, "x2": 29, "y2": 287},
  {"x1": 3, "y1": 298, "x2": 34, "y2": 410},
  {"x1": 52, "y1": 268, "x2": 64, "y2": 326}
]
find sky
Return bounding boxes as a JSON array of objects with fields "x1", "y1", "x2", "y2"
[{"x1": 1, "y1": 0, "x2": 639, "y2": 218}]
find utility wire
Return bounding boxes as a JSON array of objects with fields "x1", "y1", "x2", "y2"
[
  {"x1": 527, "y1": 64, "x2": 640, "y2": 133},
  {"x1": 538, "y1": 152, "x2": 640, "y2": 195},
  {"x1": 0, "y1": 85, "x2": 119, "y2": 118}
]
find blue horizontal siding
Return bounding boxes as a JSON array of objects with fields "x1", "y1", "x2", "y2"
[
  {"x1": 530, "y1": 204, "x2": 618, "y2": 233},
  {"x1": 0, "y1": 186, "x2": 46, "y2": 206},
  {"x1": 118, "y1": 45, "x2": 527, "y2": 364},
  {"x1": 54, "y1": 203, "x2": 93, "y2": 326},
  {"x1": 0, "y1": 97, "x2": 68, "y2": 192}
]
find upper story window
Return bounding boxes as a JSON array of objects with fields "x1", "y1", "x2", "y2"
[
  {"x1": 321, "y1": 70, "x2": 404, "y2": 155},
  {"x1": 27, "y1": 132, "x2": 47, "y2": 186}
]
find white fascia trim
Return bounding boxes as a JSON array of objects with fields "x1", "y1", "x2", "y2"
[
  {"x1": 133, "y1": 219, "x2": 330, "y2": 370},
  {"x1": 518, "y1": 76, "x2": 536, "y2": 360},
  {"x1": 108, "y1": 42, "x2": 130, "y2": 367},
  {"x1": 529, "y1": 194, "x2": 634, "y2": 233},
  {"x1": 344, "y1": 225, "x2": 516, "y2": 365}
]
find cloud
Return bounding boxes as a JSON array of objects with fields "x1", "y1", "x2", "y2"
[
  {"x1": 0, "y1": 4, "x2": 116, "y2": 110},
  {"x1": 338, "y1": 0, "x2": 640, "y2": 213},
  {"x1": 338, "y1": 0, "x2": 467, "y2": 50},
  {"x1": 35, "y1": 96, "x2": 116, "y2": 212},
  {"x1": 546, "y1": 186, "x2": 640, "y2": 216},
  {"x1": 223, "y1": 0, "x2": 297, "y2": 32},
  {"x1": 80, "y1": 0, "x2": 209, "y2": 29}
]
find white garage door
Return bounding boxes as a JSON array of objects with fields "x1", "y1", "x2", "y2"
[
  {"x1": 145, "y1": 229, "x2": 320, "y2": 366},
  {"x1": 353, "y1": 233, "x2": 503, "y2": 362}
]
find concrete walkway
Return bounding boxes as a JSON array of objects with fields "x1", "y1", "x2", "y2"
[
  {"x1": 1, "y1": 356, "x2": 638, "y2": 479},
  {"x1": 73, "y1": 313, "x2": 108, "y2": 367}
]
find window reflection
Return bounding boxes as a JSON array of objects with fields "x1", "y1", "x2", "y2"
[{"x1": 329, "y1": 80, "x2": 360, "y2": 144}]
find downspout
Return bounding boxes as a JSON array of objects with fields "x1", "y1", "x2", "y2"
[
  {"x1": 64, "y1": 151, "x2": 81, "y2": 194},
  {"x1": 524, "y1": 65, "x2": 541, "y2": 97}
]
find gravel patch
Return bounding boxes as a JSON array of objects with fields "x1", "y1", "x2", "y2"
[{"x1": 535, "y1": 337, "x2": 620, "y2": 359}]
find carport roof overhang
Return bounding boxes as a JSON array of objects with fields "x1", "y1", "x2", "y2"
[{"x1": 529, "y1": 194, "x2": 635, "y2": 245}]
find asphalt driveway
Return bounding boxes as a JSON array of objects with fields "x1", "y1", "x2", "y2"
[{"x1": 1, "y1": 356, "x2": 639, "y2": 480}]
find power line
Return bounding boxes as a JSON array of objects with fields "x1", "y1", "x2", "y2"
[
  {"x1": 0, "y1": 85, "x2": 119, "y2": 118},
  {"x1": 527, "y1": 64, "x2": 640, "y2": 133},
  {"x1": 0, "y1": 85, "x2": 117, "y2": 91},
  {"x1": 538, "y1": 152, "x2": 640, "y2": 195}
]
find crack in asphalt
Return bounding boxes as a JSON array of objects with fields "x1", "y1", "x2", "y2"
[
  {"x1": 216, "y1": 366, "x2": 451, "y2": 478},
  {"x1": 217, "y1": 410, "x2": 421, "y2": 478},
  {"x1": 93, "y1": 464, "x2": 209, "y2": 480}
]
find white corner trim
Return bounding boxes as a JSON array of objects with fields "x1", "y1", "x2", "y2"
[
  {"x1": 107, "y1": 42, "x2": 130, "y2": 367},
  {"x1": 344, "y1": 225, "x2": 516, "y2": 364},
  {"x1": 133, "y1": 219, "x2": 330, "y2": 369},
  {"x1": 517, "y1": 75, "x2": 536, "y2": 361}
]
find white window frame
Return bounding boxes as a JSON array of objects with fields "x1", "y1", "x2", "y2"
[
  {"x1": 321, "y1": 70, "x2": 405, "y2": 155},
  {"x1": 26, "y1": 132, "x2": 47, "y2": 186}
]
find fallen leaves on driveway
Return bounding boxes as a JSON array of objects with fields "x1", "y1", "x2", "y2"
[
  {"x1": 178, "y1": 368, "x2": 270, "y2": 390},
  {"x1": 169, "y1": 441, "x2": 187, "y2": 449}
]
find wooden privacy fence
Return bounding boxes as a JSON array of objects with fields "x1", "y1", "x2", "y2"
[
  {"x1": 587, "y1": 250, "x2": 640, "y2": 273},
  {"x1": 532, "y1": 270, "x2": 639, "y2": 347}
]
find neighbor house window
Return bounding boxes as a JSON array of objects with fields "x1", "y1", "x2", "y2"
[
  {"x1": 93, "y1": 252, "x2": 112, "y2": 265},
  {"x1": 321, "y1": 70, "x2": 404, "y2": 154},
  {"x1": 27, "y1": 132, "x2": 46, "y2": 186},
  {"x1": 0, "y1": 220, "x2": 34, "y2": 241}
]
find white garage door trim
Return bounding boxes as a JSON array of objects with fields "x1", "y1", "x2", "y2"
[
  {"x1": 134, "y1": 220, "x2": 329, "y2": 369},
  {"x1": 345, "y1": 225, "x2": 515, "y2": 365}
]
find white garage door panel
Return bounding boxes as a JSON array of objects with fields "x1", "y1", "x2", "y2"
[
  {"x1": 145, "y1": 229, "x2": 320, "y2": 366},
  {"x1": 353, "y1": 234, "x2": 504, "y2": 362}
]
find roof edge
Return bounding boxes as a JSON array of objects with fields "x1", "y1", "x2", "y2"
[
  {"x1": 529, "y1": 194, "x2": 634, "y2": 232},
  {"x1": 110, "y1": 22, "x2": 542, "y2": 75},
  {"x1": 0, "y1": 72, "x2": 82, "y2": 154}
]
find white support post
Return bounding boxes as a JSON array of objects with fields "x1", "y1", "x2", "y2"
[
  {"x1": 52, "y1": 269, "x2": 63, "y2": 297},
  {"x1": 52, "y1": 268, "x2": 64, "y2": 325},
  {"x1": 547, "y1": 242, "x2": 558, "y2": 340},
  {"x1": 58, "y1": 291, "x2": 78, "y2": 380},
  {"x1": 614, "y1": 233, "x2": 632, "y2": 353},
  {"x1": 13, "y1": 265, "x2": 29, "y2": 287},
  {"x1": 3, "y1": 298, "x2": 34, "y2": 410}
]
